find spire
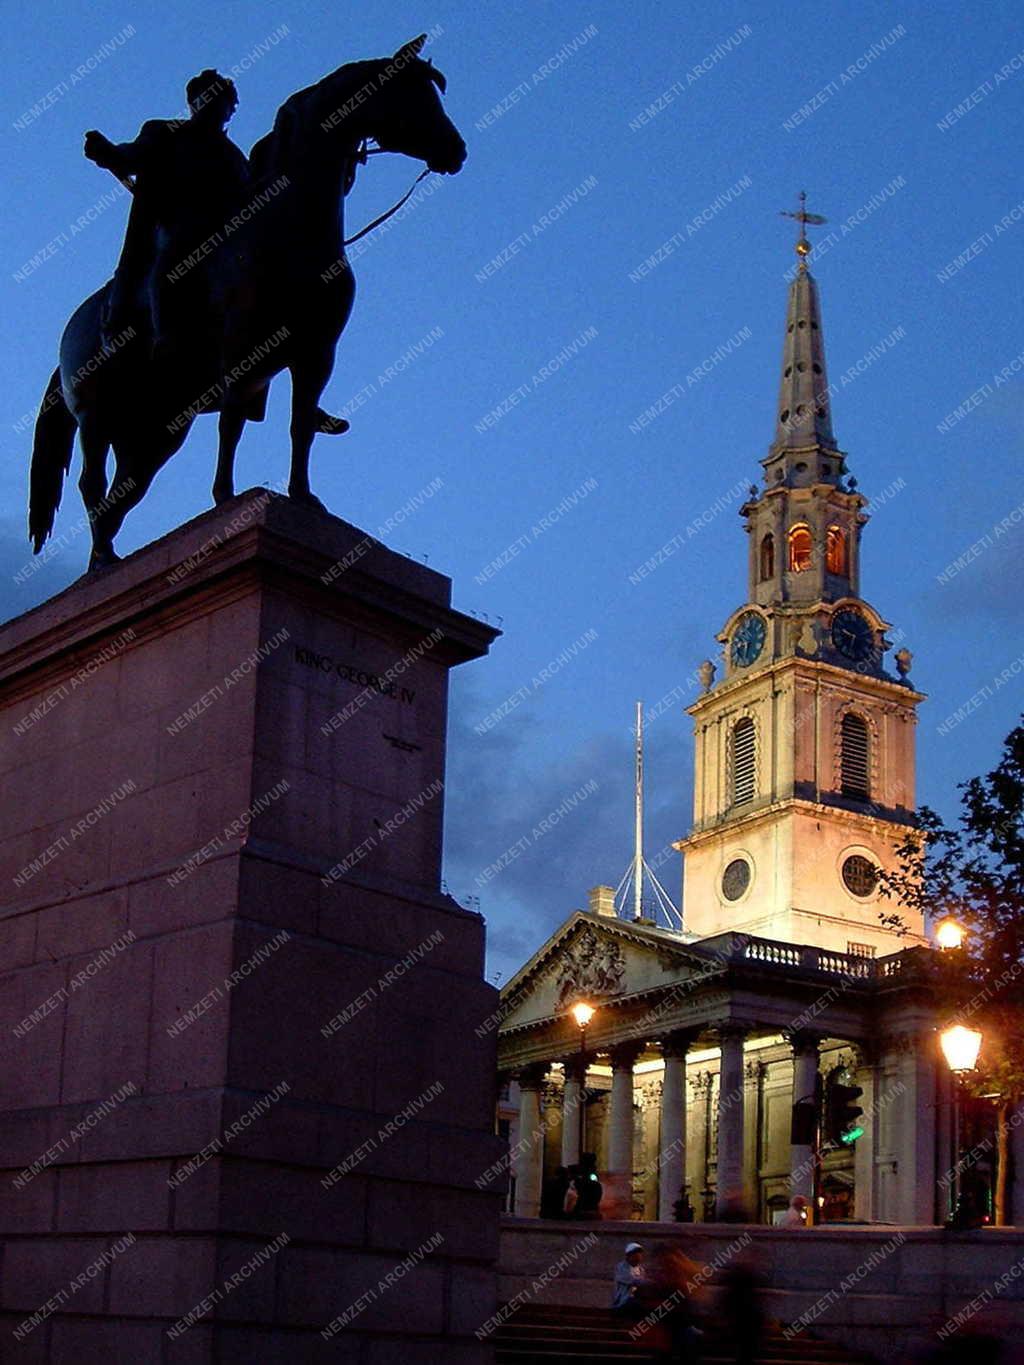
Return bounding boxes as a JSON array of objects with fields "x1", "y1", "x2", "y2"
[{"x1": 770, "y1": 193, "x2": 836, "y2": 458}]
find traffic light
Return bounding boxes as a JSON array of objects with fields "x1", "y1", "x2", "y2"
[
  {"x1": 825, "y1": 1066, "x2": 864, "y2": 1145},
  {"x1": 790, "y1": 1070, "x2": 822, "y2": 1146},
  {"x1": 790, "y1": 1100, "x2": 817, "y2": 1146}
]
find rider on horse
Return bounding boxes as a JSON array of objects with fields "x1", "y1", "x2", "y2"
[
  {"x1": 84, "y1": 71, "x2": 347, "y2": 432},
  {"x1": 85, "y1": 71, "x2": 247, "y2": 356}
]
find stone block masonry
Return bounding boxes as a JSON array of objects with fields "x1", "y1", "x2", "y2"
[{"x1": 0, "y1": 491, "x2": 503, "y2": 1360}]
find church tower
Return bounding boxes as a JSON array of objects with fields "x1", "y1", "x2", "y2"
[{"x1": 678, "y1": 204, "x2": 926, "y2": 957}]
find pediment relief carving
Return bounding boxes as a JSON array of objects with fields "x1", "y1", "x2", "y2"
[{"x1": 554, "y1": 924, "x2": 626, "y2": 1006}]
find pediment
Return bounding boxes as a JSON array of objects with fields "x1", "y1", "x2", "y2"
[{"x1": 497, "y1": 912, "x2": 715, "y2": 1034}]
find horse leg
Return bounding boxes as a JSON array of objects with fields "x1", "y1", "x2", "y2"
[
  {"x1": 288, "y1": 348, "x2": 336, "y2": 508},
  {"x1": 213, "y1": 402, "x2": 247, "y2": 504},
  {"x1": 77, "y1": 421, "x2": 116, "y2": 570},
  {"x1": 90, "y1": 455, "x2": 160, "y2": 566}
]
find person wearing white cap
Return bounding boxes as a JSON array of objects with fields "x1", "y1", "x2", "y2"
[{"x1": 610, "y1": 1241, "x2": 646, "y2": 1312}]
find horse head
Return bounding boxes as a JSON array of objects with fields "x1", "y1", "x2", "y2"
[
  {"x1": 363, "y1": 35, "x2": 466, "y2": 175},
  {"x1": 256, "y1": 36, "x2": 467, "y2": 183}
]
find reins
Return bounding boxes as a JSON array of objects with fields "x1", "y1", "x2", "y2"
[
  {"x1": 342, "y1": 168, "x2": 431, "y2": 246},
  {"x1": 105, "y1": 140, "x2": 433, "y2": 250},
  {"x1": 341, "y1": 141, "x2": 430, "y2": 247}
]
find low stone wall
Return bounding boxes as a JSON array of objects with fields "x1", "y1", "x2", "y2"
[{"x1": 498, "y1": 1216, "x2": 1024, "y2": 1362}]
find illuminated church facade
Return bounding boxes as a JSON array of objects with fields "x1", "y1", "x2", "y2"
[{"x1": 493, "y1": 230, "x2": 970, "y2": 1228}]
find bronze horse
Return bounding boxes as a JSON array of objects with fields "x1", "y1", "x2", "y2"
[{"x1": 29, "y1": 36, "x2": 466, "y2": 569}]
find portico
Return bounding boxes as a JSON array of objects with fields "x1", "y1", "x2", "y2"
[{"x1": 498, "y1": 907, "x2": 941, "y2": 1225}]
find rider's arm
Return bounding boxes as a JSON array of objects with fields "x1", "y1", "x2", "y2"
[{"x1": 84, "y1": 120, "x2": 164, "y2": 177}]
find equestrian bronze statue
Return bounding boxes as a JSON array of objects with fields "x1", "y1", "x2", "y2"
[{"x1": 29, "y1": 35, "x2": 466, "y2": 569}]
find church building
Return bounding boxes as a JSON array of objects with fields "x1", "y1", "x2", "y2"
[{"x1": 494, "y1": 224, "x2": 958, "y2": 1228}]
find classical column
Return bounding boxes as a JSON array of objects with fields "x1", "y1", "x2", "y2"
[
  {"x1": 688, "y1": 1071, "x2": 713, "y2": 1220},
  {"x1": 715, "y1": 1027, "x2": 746, "y2": 1220},
  {"x1": 560, "y1": 1055, "x2": 588, "y2": 1167},
  {"x1": 605, "y1": 1042, "x2": 643, "y2": 1218},
  {"x1": 743, "y1": 1058, "x2": 763, "y2": 1219},
  {"x1": 885, "y1": 1030, "x2": 938, "y2": 1225},
  {"x1": 658, "y1": 1031, "x2": 697, "y2": 1221},
  {"x1": 788, "y1": 1032, "x2": 820, "y2": 1210},
  {"x1": 513, "y1": 1064, "x2": 549, "y2": 1218},
  {"x1": 853, "y1": 1043, "x2": 880, "y2": 1223},
  {"x1": 879, "y1": 1031, "x2": 944, "y2": 1228}
]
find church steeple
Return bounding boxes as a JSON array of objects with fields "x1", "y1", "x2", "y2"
[
  {"x1": 676, "y1": 206, "x2": 927, "y2": 957},
  {"x1": 732, "y1": 204, "x2": 873, "y2": 621},
  {"x1": 770, "y1": 266, "x2": 835, "y2": 453},
  {"x1": 763, "y1": 194, "x2": 843, "y2": 490}
]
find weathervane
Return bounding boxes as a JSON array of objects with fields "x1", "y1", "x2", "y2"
[{"x1": 779, "y1": 190, "x2": 827, "y2": 269}]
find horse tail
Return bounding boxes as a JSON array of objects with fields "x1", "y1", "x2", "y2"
[{"x1": 29, "y1": 367, "x2": 77, "y2": 554}]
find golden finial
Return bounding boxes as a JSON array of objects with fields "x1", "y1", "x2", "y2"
[{"x1": 779, "y1": 191, "x2": 828, "y2": 270}]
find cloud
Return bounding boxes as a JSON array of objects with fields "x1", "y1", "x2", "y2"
[
  {"x1": 918, "y1": 522, "x2": 1024, "y2": 625},
  {"x1": 443, "y1": 675, "x2": 687, "y2": 982}
]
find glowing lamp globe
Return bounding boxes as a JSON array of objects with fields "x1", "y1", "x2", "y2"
[
  {"x1": 935, "y1": 918, "x2": 965, "y2": 950},
  {"x1": 570, "y1": 1001, "x2": 595, "y2": 1029},
  {"x1": 940, "y1": 1024, "x2": 983, "y2": 1074}
]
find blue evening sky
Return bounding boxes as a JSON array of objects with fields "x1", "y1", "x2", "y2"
[{"x1": 2, "y1": 2, "x2": 1022, "y2": 982}]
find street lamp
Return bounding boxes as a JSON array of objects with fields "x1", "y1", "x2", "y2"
[
  {"x1": 940, "y1": 1024, "x2": 983, "y2": 1223},
  {"x1": 940, "y1": 1025, "x2": 983, "y2": 1074},
  {"x1": 570, "y1": 1001, "x2": 595, "y2": 1158},
  {"x1": 935, "y1": 918, "x2": 966, "y2": 951}
]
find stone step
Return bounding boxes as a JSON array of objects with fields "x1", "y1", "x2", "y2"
[
  {"x1": 501, "y1": 1316, "x2": 852, "y2": 1351},
  {"x1": 500, "y1": 1320, "x2": 847, "y2": 1344},
  {"x1": 496, "y1": 1353, "x2": 658, "y2": 1363},
  {"x1": 496, "y1": 1344, "x2": 862, "y2": 1365},
  {"x1": 493, "y1": 1303, "x2": 874, "y2": 1364}
]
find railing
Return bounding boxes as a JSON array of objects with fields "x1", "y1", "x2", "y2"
[
  {"x1": 819, "y1": 950, "x2": 874, "y2": 979},
  {"x1": 737, "y1": 933, "x2": 901, "y2": 982},
  {"x1": 743, "y1": 939, "x2": 802, "y2": 967},
  {"x1": 879, "y1": 956, "x2": 905, "y2": 977}
]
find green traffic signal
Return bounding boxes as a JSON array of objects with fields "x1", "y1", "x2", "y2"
[{"x1": 825, "y1": 1067, "x2": 864, "y2": 1145}]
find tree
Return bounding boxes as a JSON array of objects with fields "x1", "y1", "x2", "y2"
[{"x1": 877, "y1": 717, "x2": 1024, "y2": 1223}]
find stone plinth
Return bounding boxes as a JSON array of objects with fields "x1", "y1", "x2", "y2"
[{"x1": 0, "y1": 491, "x2": 504, "y2": 1361}]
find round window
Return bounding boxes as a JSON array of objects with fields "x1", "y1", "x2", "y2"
[
  {"x1": 842, "y1": 855, "x2": 878, "y2": 898},
  {"x1": 722, "y1": 858, "x2": 751, "y2": 901}
]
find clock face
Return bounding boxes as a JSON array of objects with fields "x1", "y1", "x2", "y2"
[
  {"x1": 731, "y1": 611, "x2": 766, "y2": 667},
  {"x1": 831, "y1": 609, "x2": 874, "y2": 662}
]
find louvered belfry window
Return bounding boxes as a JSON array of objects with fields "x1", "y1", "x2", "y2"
[
  {"x1": 732, "y1": 717, "x2": 756, "y2": 806},
  {"x1": 841, "y1": 713, "x2": 870, "y2": 798}
]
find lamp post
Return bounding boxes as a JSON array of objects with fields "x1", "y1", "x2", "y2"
[
  {"x1": 570, "y1": 1001, "x2": 595, "y2": 1158},
  {"x1": 940, "y1": 1024, "x2": 983, "y2": 1223}
]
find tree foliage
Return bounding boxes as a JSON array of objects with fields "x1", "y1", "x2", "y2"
[{"x1": 878, "y1": 717, "x2": 1024, "y2": 1102}]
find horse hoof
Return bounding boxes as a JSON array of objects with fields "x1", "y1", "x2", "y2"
[
  {"x1": 212, "y1": 484, "x2": 235, "y2": 505},
  {"x1": 87, "y1": 548, "x2": 121, "y2": 572}
]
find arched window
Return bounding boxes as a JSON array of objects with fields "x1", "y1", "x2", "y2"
[
  {"x1": 759, "y1": 533, "x2": 775, "y2": 581},
  {"x1": 788, "y1": 524, "x2": 813, "y2": 572},
  {"x1": 826, "y1": 525, "x2": 846, "y2": 575},
  {"x1": 840, "y1": 713, "x2": 870, "y2": 798},
  {"x1": 732, "y1": 717, "x2": 756, "y2": 806}
]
